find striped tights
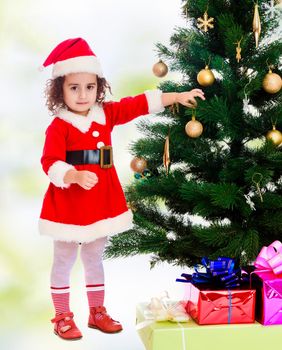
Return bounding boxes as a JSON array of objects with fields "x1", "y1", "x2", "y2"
[{"x1": 50, "y1": 238, "x2": 107, "y2": 315}]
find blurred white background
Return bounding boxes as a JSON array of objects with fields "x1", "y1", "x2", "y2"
[{"x1": 0, "y1": 1, "x2": 190, "y2": 349}]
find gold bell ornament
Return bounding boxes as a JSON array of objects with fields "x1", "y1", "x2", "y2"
[
  {"x1": 197, "y1": 65, "x2": 215, "y2": 87},
  {"x1": 152, "y1": 60, "x2": 168, "y2": 78},
  {"x1": 130, "y1": 157, "x2": 148, "y2": 173},
  {"x1": 262, "y1": 68, "x2": 282, "y2": 94},
  {"x1": 185, "y1": 111, "x2": 203, "y2": 138},
  {"x1": 266, "y1": 125, "x2": 282, "y2": 146}
]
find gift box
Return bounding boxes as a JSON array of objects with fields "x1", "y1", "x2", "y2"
[
  {"x1": 251, "y1": 270, "x2": 282, "y2": 325},
  {"x1": 186, "y1": 282, "x2": 256, "y2": 325},
  {"x1": 177, "y1": 257, "x2": 256, "y2": 325},
  {"x1": 251, "y1": 240, "x2": 282, "y2": 325},
  {"x1": 136, "y1": 302, "x2": 282, "y2": 350}
]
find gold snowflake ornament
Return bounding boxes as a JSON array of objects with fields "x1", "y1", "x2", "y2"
[{"x1": 197, "y1": 11, "x2": 214, "y2": 32}]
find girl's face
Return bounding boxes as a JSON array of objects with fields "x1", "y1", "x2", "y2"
[{"x1": 63, "y1": 73, "x2": 98, "y2": 116}]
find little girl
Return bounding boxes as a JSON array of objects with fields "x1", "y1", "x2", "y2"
[{"x1": 39, "y1": 37, "x2": 205, "y2": 341}]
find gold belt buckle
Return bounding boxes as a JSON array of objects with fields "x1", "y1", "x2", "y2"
[{"x1": 100, "y1": 146, "x2": 113, "y2": 169}]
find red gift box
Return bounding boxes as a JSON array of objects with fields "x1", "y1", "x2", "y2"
[
  {"x1": 186, "y1": 282, "x2": 256, "y2": 325},
  {"x1": 251, "y1": 270, "x2": 282, "y2": 325}
]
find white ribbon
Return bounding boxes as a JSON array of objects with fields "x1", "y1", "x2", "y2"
[{"x1": 136, "y1": 291, "x2": 189, "y2": 350}]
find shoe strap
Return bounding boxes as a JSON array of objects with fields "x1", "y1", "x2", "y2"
[
  {"x1": 51, "y1": 311, "x2": 74, "y2": 323},
  {"x1": 92, "y1": 306, "x2": 106, "y2": 314}
]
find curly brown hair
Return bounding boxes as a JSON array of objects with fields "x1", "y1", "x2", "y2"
[{"x1": 44, "y1": 76, "x2": 111, "y2": 115}]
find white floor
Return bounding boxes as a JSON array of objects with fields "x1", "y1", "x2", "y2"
[
  {"x1": 1, "y1": 178, "x2": 191, "y2": 350},
  {"x1": 5, "y1": 255, "x2": 188, "y2": 350}
]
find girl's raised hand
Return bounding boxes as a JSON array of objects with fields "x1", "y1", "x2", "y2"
[{"x1": 176, "y1": 89, "x2": 205, "y2": 108}]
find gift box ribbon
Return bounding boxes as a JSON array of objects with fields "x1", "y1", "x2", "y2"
[
  {"x1": 136, "y1": 292, "x2": 189, "y2": 350},
  {"x1": 176, "y1": 257, "x2": 242, "y2": 288},
  {"x1": 176, "y1": 257, "x2": 247, "y2": 324},
  {"x1": 254, "y1": 240, "x2": 282, "y2": 275}
]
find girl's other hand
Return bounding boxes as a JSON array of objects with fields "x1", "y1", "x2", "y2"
[{"x1": 75, "y1": 170, "x2": 99, "y2": 190}]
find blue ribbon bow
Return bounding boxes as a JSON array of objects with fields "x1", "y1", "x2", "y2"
[{"x1": 176, "y1": 257, "x2": 245, "y2": 289}]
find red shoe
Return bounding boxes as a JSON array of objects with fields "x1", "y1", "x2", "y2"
[
  {"x1": 88, "y1": 306, "x2": 123, "y2": 333},
  {"x1": 51, "y1": 312, "x2": 82, "y2": 341}
]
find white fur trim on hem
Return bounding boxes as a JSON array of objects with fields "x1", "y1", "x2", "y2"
[
  {"x1": 39, "y1": 210, "x2": 133, "y2": 243},
  {"x1": 47, "y1": 160, "x2": 75, "y2": 188},
  {"x1": 145, "y1": 89, "x2": 165, "y2": 114},
  {"x1": 52, "y1": 56, "x2": 104, "y2": 78}
]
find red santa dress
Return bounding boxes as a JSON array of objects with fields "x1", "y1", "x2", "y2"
[{"x1": 39, "y1": 89, "x2": 164, "y2": 243}]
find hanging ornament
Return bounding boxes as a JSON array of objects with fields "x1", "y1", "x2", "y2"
[
  {"x1": 252, "y1": 173, "x2": 264, "y2": 203},
  {"x1": 182, "y1": 2, "x2": 189, "y2": 22},
  {"x1": 130, "y1": 157, "x2": 147, "y2": 173},
  {"x1": 252, "y1": 3, "x2": 261, "y2": 48},
  {"x1": 185, "y1": 110, "x2": 203, "y2": 138},
  {"x1": 197, "y1": 10, "x2": 214, "y2": 32},
  {"x1": 234, "y1": 38, "x2": 243, "y2": 63},
  {"x1": 163, "y1": 134, "x2": 170, "y2": 175},
  {"x1": 134, "y1": 169, "x2": 152, "y2": 180},
  {"x1": 266, "y1": 125, "x2": 282, "y2": 146},
  {"x1": 127, "y1": 201, "x2": 137, "y2": 212},
  {"x1": 262, "y1": 68, "x2": 282, "y2": 94},
  {"x1": 244, "y1": 193, "x2": 256, "y2": 211},
  {"x1": 169, "y1": 102, "x2": 180, "y2": 116},
  {"x1": 152, "y1": 60, "x2": 168, "y2": 78},
  {"x1": 262, "y1": 0, "x2": 281, "y2": 19},
  {"x1": 242, "y1": 79, "x2": 252, "y2": 112},
  {"x1": 197, "y1": 65, "x2": 215, "y2": 86}
]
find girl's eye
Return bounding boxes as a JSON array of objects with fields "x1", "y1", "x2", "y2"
[
  {"x1": 87, "y1": 85, "x2": 95, "y2": 90},
  {"x1": 70, "y1": 86, "x2": 78, "y2": 91}
]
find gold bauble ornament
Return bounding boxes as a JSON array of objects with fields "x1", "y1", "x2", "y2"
[
  {"x1": 262, "y1": 69, "x2": 282, "y2": 94},
  {"x1": 130, "y1": 157, "x2": 147, "y2": 173},
  {"x1": 185, "y1": 114, "x2": 203, "y2": 138},
  {"x1": 152, "y1": 60, "x2": 168, "y2": 78},
  {"x1": 266, "y1": 125, "x2": 282, "y2": 146},
  {"x1": 197, "y1": 65, "x2": 215, "y2": 86}
]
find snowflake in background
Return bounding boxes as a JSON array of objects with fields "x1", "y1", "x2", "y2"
[{"x1": 262, "y1": 0, "x2": 282, "y2": 19}]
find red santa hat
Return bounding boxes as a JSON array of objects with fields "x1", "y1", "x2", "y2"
[{"x1": 41, "y1": 38, "x2": 104, "y2": 78}]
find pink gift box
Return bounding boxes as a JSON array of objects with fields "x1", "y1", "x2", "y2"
[{"x1": 251, "y1": 270, "x2": 282, "y2": 325}]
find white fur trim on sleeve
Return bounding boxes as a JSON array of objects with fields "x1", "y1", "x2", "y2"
[
  {"x1": 145, "y1": 89, "x2": 165, "y2": 114},
  {"x1": 47, "y1": 161, "x2": 75, "y2": 189}
]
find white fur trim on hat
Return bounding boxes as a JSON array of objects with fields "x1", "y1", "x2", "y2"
[
  {"x1": 52, "y1": 55, "x2": 104, "y2": 78},
  {"x1": 39, "y1": 210, "x2": 133, "y2": 243},
  {"x1": 47, "y1": 160, "x2": 75, "y2": 188},
  {"x1": 145, "y1": 89, "x2": 165, "y2": 114}
]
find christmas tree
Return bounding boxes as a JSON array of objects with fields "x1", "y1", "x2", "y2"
[{"x1": 105, "y1": 0, "x2": 282, "y2": 267}]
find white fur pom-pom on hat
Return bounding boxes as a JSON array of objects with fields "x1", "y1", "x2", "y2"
[{"x1": 41, "y1": 38, "x2": 104, "y2": 78}]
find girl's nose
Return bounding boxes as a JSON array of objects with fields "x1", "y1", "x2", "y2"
[{"x1": 79, "y1": 88, "x2": 86, "y2": 99}]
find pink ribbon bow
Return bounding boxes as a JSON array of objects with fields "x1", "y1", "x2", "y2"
[{"x1": 254, "y1": 240, "x2": 282, "y2": 275}]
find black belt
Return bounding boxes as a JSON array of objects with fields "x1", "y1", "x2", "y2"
[{"x1": 66, "y1": 146, "x2": 113, "y2": 169}]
